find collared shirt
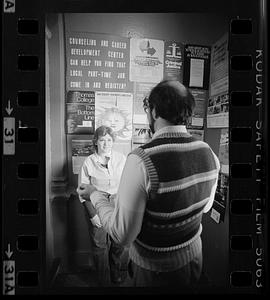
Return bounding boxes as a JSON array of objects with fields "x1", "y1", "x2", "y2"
[
  {"x1": 91, "y1": 125, "x2": 220, "y2": 246},
  {"x1": 79, "y1": 150, "x2": 126, "y2": 202}
]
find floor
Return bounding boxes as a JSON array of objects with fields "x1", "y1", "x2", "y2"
[
  {"x1": 53, "y1": 267, "x2": 133, "y2": 288},
  {"x1": 52, "y1": 268, "x2": 213, "y2": 292}
]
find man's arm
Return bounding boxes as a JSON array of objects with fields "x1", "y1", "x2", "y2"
[
  {"x1": 90, "y1": 154, "x2": 149, "y2": 246},
  {"x1": 203, "y1": 149, "x2": 221, "y2": 213},
  {"x1": 78, "y1": 163, "x2": 98, "y2": 219}
]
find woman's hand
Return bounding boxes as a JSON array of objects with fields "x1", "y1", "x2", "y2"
[
  {"x1": 77, "y1": 183, "x2": 97, "y2": 201},
  {"x1": 90, "y1": 214, "x2": 102, "y2": 228}
]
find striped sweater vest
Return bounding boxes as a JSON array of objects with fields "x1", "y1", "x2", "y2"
[{"x1": 129, "y1": 132, "x2": 218, "y2": 271}]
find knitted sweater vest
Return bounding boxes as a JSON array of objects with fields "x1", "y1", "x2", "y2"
[{"x1": 129, "y1": 132, "x2": 219, "y2": 271}]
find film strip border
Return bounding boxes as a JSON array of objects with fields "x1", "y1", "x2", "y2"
[
  {"x1": 2, "y1": 0, "x2": 268, "y2": 295},
  {"x1": 3, "y1": 0, "x2": 45, "y2": 295},
  {"x1": 229, "y1": 8, "x2": 267, "y2": 294}
]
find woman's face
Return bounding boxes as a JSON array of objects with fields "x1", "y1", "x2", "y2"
[{"x1": 96, "y1": 133, "x2": 114, "y2": 155}]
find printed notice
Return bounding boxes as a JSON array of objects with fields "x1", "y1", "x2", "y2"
[
  {"x1": 188, "y1": 129, "x2": 204, "y2": 141},
  {"x1": 207, "y1": 92, "x2": 228, "y2": 128},
  {"x1": 209, "y1": 33, "x2": 229, "y2": 97},
  {"x1": 95, "y1": 92, "x2": 133, "y2": 141},
  {"x1": 72, "y1": 140, "x2": 94, "y2": 174},
  {"x1": 215, "y1": 172, "x2": 228, "y2": 208},
  {"x1": 133, "y1": 82, "x2": 155, "y2": 124},
  {"x1": 189, "y1": 89, "x2": 208, "y2": 128},
  {"x1": 133, "y1": 82, "x2": 155, "y2": 114},
  {"x1": 66, "y1": 32, "x2": 132, "y2": 92},
  {"x1": 130, "y1": 38, "x2": 164, "y2": 83},
  {"x1": 66, "y1": 91, "x2": 95, "y2": 134},
  {"x1": 183, "y1": 45, "x2": 211, "y2": 89},
  {"x1": 210, "y1": 208, "x2": 220, "y2": 224},
  {"x1": 190, "y1": 58, "x2": 204, "y2": 88},
  {"x1": 164, "y1": 41, "x2": 184, "y2": 82},
  {"x1": 133, "y1": 124, "x2": 151, "y2": 143},
  {"x1": 218, "y1": 128, "x2": 229, "y2": 175},
  {"x1": 132, "y1": 124, "x2": 151, "y2": 150}
]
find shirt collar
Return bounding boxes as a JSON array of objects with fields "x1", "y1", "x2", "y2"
[
  {"x1": 152, "y1": 125, "x2": 188, "y2": 139},
  {"x1": 93, "y1": 151, "x2": 112, "y2": 164}
]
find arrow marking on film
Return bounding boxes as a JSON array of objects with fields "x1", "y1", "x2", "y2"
[
  {"x1": 5, "y1": 100, "x2": 13, "y2": 115},
  {"x1": 5, "y1": 243, "x2": 13, "y2": 259}
]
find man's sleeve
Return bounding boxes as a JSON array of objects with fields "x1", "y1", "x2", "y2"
[
  {"x1": 83, "y1": 201, "x2": 97, "y2": 219},
  {"x1": 78, "y1": 161, "x2": 97, "y2": 218},
  {"x1": 203, "y1": 149, "x2": 221, "y2": 213},
  {"x1": 91, "y1": 154, "x2": 148, "y2": 246},
  {"x1": 78, "y1": 163, "x2": 90, "y2": 203}
]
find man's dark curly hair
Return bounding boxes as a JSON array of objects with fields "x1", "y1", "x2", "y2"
[{"x1": 148, "y1": 80, "x2": 195, "y2": 125}]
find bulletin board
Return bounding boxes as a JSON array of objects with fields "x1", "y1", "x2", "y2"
[{"x1": 64, "y1": 30, "x2": 224, "y2": 181}]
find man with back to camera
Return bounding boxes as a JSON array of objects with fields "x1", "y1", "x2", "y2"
[{"x1": 77, "y1": 80, "x2": 220, "y2": 287}]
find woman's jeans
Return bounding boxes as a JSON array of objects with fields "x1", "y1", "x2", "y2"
[{"x1": 89, "y1": 225, "x2": 129, "y2": 286}]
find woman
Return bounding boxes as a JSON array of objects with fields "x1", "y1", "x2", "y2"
[{"x1": 78, "y1": 125, "x2": 128, "y2": 286}]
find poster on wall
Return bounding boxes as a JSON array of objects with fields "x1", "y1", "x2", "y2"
[
  {"x1": 131, "y1": 124, "x2": 151, "y2": 150},
  {"x1": 188, "y1": 129, "x2": 204, "y2": 141},
  {"x1": 133, "y1": 82, "x2": 155, "y2": 124},
  {"x1": 66, "y1": 32, "x2": 132, "y2": 92},
  {"x1": 210, "y1": 127, "x2": 228, "y2": 223},
  {"x1": 189, "y1": 89, "x2": 208, "y2": 128},
  {"x1": 66, "y1": 91, "x2": 95, "y2": 134},
  {"x1": 132, "y1": 124, "x2": 151, "y2": 143},
  {"x1": 113, "y1": 141, "x2": 132, "y2": 158},
  {"x1": 95, "y1": 91, "x2": 133, "y2": 141},
  {"x1": 210, "y1": 171, "x2": 228, "y2": 223},
  {"x1": 218, "y1": 128, "x2": 229, "y2": 175},
  {"x1": 214, "y1": 172, "x2": 228, "y2": 209},
  {"x1": 163, "y1": 41, "x2": 184, "y2": 82},
  {"x1": 71, "y1": 139, "x2": 94, "y2": 174},
  {"x1": 129, "y1": 38, "x2": 164, "y2": 83},
  {"x1": 183, "y1": 45, "x2": 211, "y2": 89},
  {"x1": 209, "y1": 33, "x2": 229, "y2": 97},
  {"x1": 207, "y1": 93, "x2": 229, "y2": 128}
]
